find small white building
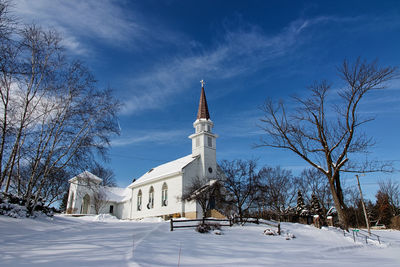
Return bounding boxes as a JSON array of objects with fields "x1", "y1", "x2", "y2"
[{"x1": 66, "y1": 82, "x2": 225, "y2": 219}]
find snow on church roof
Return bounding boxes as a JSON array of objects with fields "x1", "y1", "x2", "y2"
[
  {"x1": 68, "y1": 171, "x2": 102, "y2": 183},
  {"x1": 104, "y1": 187, "x2": 131, "y2": 203},
  {"x1": 129, "y1": 154, "x2": 198, "y2": 188}
]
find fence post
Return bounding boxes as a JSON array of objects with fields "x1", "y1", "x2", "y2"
[
  {"x1": 365, "y1": 236, "x2": 368, "y2": 244},
  {"x1": 256, "y1": 217, "x2": 259, "y2": 224},
  {"x1": 352, "y1": 231, "x2": 355, "y2": 242},
  {"x1": 202, "y1": 217, "x2": 205, "y2": 225},
  {"x1": 377, "y1": 236, "x2": 380, "y2": 244},
  {"x1": 229, "y1": 218, "x2": 232, "y2": 227},
  {"x1": 170, "y1": 219, "x2": 173, "y2": 231},
  {"x1": 278, "y1": 223, "x2": 281, "y2": 235}
]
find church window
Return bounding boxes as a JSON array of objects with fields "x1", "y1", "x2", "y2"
[
  {"x1": 148, "y1": 186, "x2": 154, "y2": 209},
  {"x1": 207, "y1": 125, "x2": 211, "y2": 132},
  {"x1": 196, "y1": 137, "x2": 200, "y2": 147},
  {"x1": 137, "y1": 190, "x2": 142, "y2": 211},
  {"x1": 208, "y1": 137, "x2": 212, "y2": 147},
  {"x1": 162, "y1": 183, "x2": 168, "y2": 206}
]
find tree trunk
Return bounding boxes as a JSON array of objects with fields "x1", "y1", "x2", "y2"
[{"x1": 328, "y1": 174, "x2": 349, "y2": 229}]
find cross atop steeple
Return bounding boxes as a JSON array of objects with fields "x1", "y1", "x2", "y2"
[{"x1": 200, "y1": 79, "x2": 206, "y2": 88}]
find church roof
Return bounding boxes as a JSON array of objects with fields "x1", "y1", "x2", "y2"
[
  {"x1": 103, "y1": 187, "x2": 131, "y2": 203},
  {"x1": 68, "y1": 171, "x2": 102, "y2": 183},
  {"x1": 197, "y1": 86, "x2": 210, "y2": 120},
  {"x1": 129, "y1": 154, "x2": 197, "y2": 188}
]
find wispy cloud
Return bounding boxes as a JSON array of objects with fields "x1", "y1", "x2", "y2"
[
  {"x1": 217, "y1": 109, "x2": 264, "y2": 139},
  {"x1": 13, "y1": 0, "x2": 180, "y2": 54},
  {"x1": 121, "y1": 14, "x2": 380, "y2": 115},
  {"x1": 111, "y1": 129, "x2": 187, "y2": 147},
  {"x1": 121, "y1": 18, "x2": 320, "y2": 114}
]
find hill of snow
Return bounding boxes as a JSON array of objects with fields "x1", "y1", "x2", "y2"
[{"x1": 0, "y1": 215, "x2": 399, "y2": 266}]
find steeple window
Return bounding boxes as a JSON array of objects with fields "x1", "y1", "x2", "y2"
[{"x1": 208, "y1": 137, "x2": 212, "y2": 147}]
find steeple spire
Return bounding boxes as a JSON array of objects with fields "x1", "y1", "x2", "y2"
[
  {"x1": 197, "y1": 80, "x2": 210, "y2": 120},
  {"x1": 189, "y1": 80, "x2": 218, "y2": 179}
]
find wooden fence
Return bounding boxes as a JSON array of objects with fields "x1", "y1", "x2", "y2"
[
  {"x1": 170, "y1": 218, "x2": 233, "y2": 231},
  {"x1": 170, "y1": 217, "x2": 281, "y2": 235}
]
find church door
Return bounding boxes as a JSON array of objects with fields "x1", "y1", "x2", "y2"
[{"x1": 82, "y1": 194, "x2": 90, "y2": 214}]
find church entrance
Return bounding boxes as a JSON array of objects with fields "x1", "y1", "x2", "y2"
[{"x1": 82, "y1": 194, "x2": 90, "y2": 214}]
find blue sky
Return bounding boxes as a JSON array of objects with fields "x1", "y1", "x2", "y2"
[{"x1": 14, "y1": 0, "x2": 400, "y2": 201}]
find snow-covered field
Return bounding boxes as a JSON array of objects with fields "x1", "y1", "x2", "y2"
[{"x1": 0, "y1": 215, "x2": 399, "y2": 266}]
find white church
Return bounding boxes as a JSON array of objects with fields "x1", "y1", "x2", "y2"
[{"x1": 66, "y1": 82, "x2": 226, "y2": 220}]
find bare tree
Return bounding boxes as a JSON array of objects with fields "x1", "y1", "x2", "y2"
[
  {"x1": 378, "y1": 178, "x2": 400, "y2": 216},
  {"x1": 92, "y1": 187, "x2": 110, "y2": 215},
  {"x1": 258, "y1": 166, "x2": 296, "y2": 214},
  {"x1": 219, "y1": 159, "x2": 259, "y2": 222},
  {"x1": 0, "y1": 2, "x2": 120, "y2": 214},
  {"x1": 90, "y1": 162, "x2": 117, "y2": 187},
  {"x1": 296, "y1": 168, "x2": 333, "y2": 212},
  {"x1": 182, "y1": 177, "x2": 226, "y2": 218},
  {"x1": 259, "y1": 59, "x2": 398, "y2": 228}
]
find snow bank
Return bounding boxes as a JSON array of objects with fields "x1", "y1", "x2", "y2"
[
  {"x1": 136, "y1": 216, "x2": 164, "y2": 223},
  {"x1": 1, "y1": 216, "x2": 400, "y2": 266},
  {"x1": 92, "y1": 213, "x2": 120, "y2": 222}
]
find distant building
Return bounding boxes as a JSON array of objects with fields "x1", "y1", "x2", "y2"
[{"x1": 66, "y1": 82, "x2": 225, "y2": 219}]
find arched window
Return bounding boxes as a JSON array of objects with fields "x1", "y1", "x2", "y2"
[
  {"x1": 148, "y1": 186, "x2": 154, "y2": 209},
  {"x1": 137, "y1": 190, "x2": 142, "y2": 211},
  {"x1": 162, "y1": 183, "x2": 168, "y2": 207}
]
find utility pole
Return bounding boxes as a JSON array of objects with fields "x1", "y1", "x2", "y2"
[{"x1": 356, "y1": 174, "x2": 371, "y2": 235}]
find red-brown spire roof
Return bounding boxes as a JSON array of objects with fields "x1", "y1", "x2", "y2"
[{"x1": 197, "y1": 85, "x2": 210, "y2": 120}]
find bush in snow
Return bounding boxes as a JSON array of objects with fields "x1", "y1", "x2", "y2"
[
  {"x1": 263, "y1": 228, "x2": 277, "y2": 236},
  {"x1": 0, "y1": 192, "x2": 56, "y2": 218},
  {"x1": 213, "y1": 230, "x2": 222, "y2": 235},
  {"x1": 285, "y1": 232, "x2": 296, "y2": 240},
  {"x1": 196, "y1": 222, "x2": 221, "y2": 233}
]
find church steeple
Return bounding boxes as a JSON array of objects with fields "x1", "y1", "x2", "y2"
[
  {"x1": 197, "y1": 81, "x2": 210, "y2": 120},
  {"x1": 189, "y1": 80, "x2": 218, "y2": 179}
]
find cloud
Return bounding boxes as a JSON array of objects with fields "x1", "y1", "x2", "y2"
[
  {"x1": 13, "y1": 0, "x2": 179, "y2": 54},
  {"x1": 216, "y1": 109, "x2": 264, "y2": 139},
  {"x1": 121, "y1": 14, "x2": 375, "y2": 115},
  {"x1": 120, "y1": 18, "x2": 321, "y2": 114},
  {"x1": 111, "y1": 129, "x2": 187, "y2": 147}
]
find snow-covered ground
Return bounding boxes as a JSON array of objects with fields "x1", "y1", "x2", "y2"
[{"x1": 0, "y1": 215, "x2": 399, "y2": 266}]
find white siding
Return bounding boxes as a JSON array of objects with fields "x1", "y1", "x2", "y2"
[{"x1": 130, "y1": 174, "x2": 184, "y2": 219}]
